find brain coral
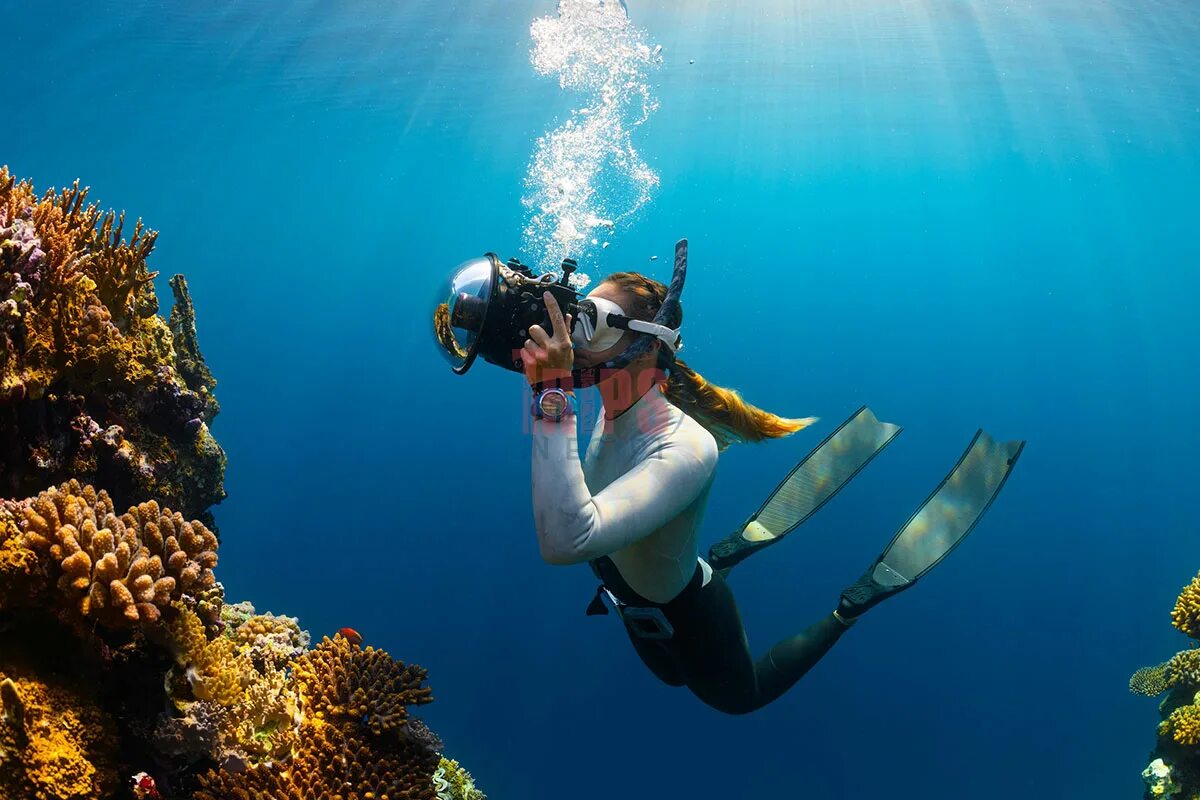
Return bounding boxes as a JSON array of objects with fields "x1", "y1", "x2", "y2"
[
  {"x1": 0, "y1": 167, "x2": 224, "y2": 521},
  {"x1": 15, "y1": 479, "x2": 219, "y2": 627},
  {"x1": 1173, "y1": 572, "x2": 1200, "y2": 639}
]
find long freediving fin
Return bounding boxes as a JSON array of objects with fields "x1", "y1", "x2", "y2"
[
  {"x1": 707, "y1": 406, "x2": 902, "y2": 573},
  {"x1": 838, "y1": 429, "x2": 1025, "y2": 619}
]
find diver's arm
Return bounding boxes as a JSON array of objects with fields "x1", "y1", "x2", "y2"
[{"x1": 531, "y1": 418, "x2": 716, "y2": 565}]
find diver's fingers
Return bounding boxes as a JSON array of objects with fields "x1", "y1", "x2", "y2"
[
  {"x1": 543, "y1": 292, "x2": 568, "y2": 342},
  {"x1": 523, "y1": 339, "x2": 549, "y2": 363},
  {"x1": 528, "y1": 324, "x2": 553, "y2": 349}
]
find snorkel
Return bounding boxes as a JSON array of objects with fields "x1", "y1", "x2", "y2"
[{"x1": 433, "y1": 238, "x2": 688, "y2": 387}]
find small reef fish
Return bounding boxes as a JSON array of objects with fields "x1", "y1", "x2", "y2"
[{"x1": 337, "y1": 627, "x2": 364, "y2": 647}]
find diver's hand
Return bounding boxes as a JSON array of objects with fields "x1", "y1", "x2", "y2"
[{"x1": 523, "y1": 291, "x2": 574, "y2": 386}]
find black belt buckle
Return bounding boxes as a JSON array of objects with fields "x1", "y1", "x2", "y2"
[{"x1": 621, "y1": 606, "x2": 674, "y2": 641}]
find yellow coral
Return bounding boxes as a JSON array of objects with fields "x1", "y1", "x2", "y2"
[
  {"x1": 16, "y1": 480, "x2": 219, "y2": 627},
  {"x1": 1174, "y1": 572, "x2": 1200, "y2": 639},
  {"x1": 0, "y1": 503, "x2": 43, "y2": 610},
  {"x1": 167, "y1": 603, "x2": 248, "y2": 706},
  {"x1": 1162, "y1": 703, "x2": 1200, "y2": 746},
  {"x1": 0, "y1": 666, "x2": 119, "y2": 800}
]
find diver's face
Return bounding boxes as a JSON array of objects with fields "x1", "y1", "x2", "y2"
[{"x1": 573, "y1": 282, "x2": 639, "y2": 369}]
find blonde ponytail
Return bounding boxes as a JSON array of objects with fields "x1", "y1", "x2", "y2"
[{"x1": 602, "y1": 272, "x2": 814, "y2": 450}]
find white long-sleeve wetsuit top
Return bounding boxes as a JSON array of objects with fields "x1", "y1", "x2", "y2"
[{"x1": 531, "y1": 387, "x2": 720, "y2": 604}]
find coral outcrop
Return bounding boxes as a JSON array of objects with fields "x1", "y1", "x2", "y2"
[
  {"x1": 0, "y1": 167, "x2": 224, "y2": 524},
  {"x1": 1132, "y1": 572, "x2": 1200, "y2": 797},
  {"x1": 0, "y1": 169, "x2": 481, "y2": 800}
]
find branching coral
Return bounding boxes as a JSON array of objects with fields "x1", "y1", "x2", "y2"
[
  {"x1": 293, "y1": 634, "x2": 434, "y2": 735},
  {"x1": 434, "y1": 757, "x2": 487, "y2": 800},
  {"x1": 1174, "y1": 572, "x2": 1200, "y2": 640},
  {"x1": 0, "y1": 166, "x2": 224, "y2": 521},
  {"x1": 15, "y1": 480, "x2": 219, "y2": 627},
  {"x1": 0, "y1": 665, "x2": 120, "y2": 800},
  {"x1": 1162, "y1": 701, "x2": 1200, "y2": 747}
]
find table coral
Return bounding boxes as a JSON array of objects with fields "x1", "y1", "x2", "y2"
[
  {"x1": 0, "y1": 664, "x2": 120, "y2": 800},
  {"x1": 15, "y1": 480, "x2": 219, "y2": 627},
  {"x1": 1174, "y1": 572, "x2": 1200, "y2": 640},
  {"x1": 0, "y1": 167, "x2": 224, "y2": 522}
]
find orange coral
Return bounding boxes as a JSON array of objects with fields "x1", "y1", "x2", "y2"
[
  {"x1": 294, "y1": 634, "x2": 433, "y2": 735},
  {"x1": 1173, "y1": 572, "x2": 1200, "y2": 639},
  {"x1": 16, "y1": 479, "x2": 219, "y2": 627},
  {"x1": 0, "y1": 665, "x2": 120, "y2": 800}
]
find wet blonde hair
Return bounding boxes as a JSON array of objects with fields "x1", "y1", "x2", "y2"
[{"x1": 602, "y1": 271, "x2": 815, "y2": 450}]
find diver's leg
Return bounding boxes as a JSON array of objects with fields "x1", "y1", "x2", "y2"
[
  {"x1": 624, "y1": 626, "x2": 686, "y2": 687},
  {"x1": 665, "y1": 570, "x2": 849, "y2": 714},
  {"x1": 708, "y1": 407, "x2": 901, "y2": 574},
  {"x1": 837, "y1": 429, "x2": 1025, "y2": 620}
]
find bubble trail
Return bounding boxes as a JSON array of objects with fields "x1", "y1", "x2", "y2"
[{"x1": 523, "y1": 0, "x2": 662, "y2": 274}]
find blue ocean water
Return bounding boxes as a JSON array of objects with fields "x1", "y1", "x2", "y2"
[{"x1": 4, "y1": 1, "x2": 1199, "y2": 797}]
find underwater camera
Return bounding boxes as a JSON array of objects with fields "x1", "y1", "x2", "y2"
[{"x1": 433, "y1": 250, "x2": 684, "y2": 377}]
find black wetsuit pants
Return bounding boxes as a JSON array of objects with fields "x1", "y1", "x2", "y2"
[{"x1": 595, "y1": 558, "x2": 849, "y2": 715}]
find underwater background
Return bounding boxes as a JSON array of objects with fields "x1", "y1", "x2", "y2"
[{"x1": 4, "y1": 0, "x2": 1198, "y2": 797}]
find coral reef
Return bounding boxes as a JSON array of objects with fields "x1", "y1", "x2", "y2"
[
  {"x1": 0, "y1": 167, "x2": 224, "y2": 523},
  {"x1": 0, "y1": 170, "x2": 480, "y2": 799},
  {"x1": 1133, "y1": 574, "x2": 1200, "y2": 798},
  {"x1": 195, "y1": 634, "x2": 440, "y2": 800}
]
